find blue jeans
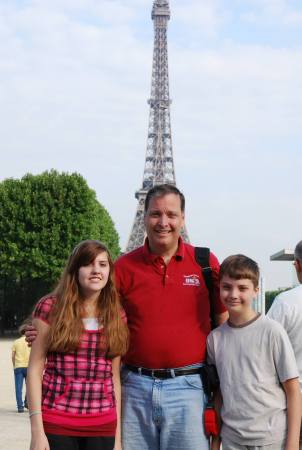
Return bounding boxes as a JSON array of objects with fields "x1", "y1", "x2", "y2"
[
  {"x1": 121, "y1": 364, "x2": 209, "y2": 450},
  {"x1": 14, "y1": 367, "x2": 27, "y2": 410}
]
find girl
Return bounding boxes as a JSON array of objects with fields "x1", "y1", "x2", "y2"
[{"x1": 27, "y1": 240, "x2": 129, "y2": 450}]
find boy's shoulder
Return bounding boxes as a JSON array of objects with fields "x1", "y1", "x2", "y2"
[
  {"x1": 243, "y1": 315, "x2": 293, "y2": 348},
  {"x1": 244, "y1": 314, "x2": 289, "y2": 337},
  {"x1": 208, "y1": 314, "x2": 286, "y2": 337}
]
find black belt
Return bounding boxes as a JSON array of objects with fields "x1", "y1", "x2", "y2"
[{"x1": 124, "y1": 364, "x2": 201, "y2": 379}]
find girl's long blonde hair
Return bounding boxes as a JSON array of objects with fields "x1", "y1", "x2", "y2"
[{"x1": 47, "y1": 240, "x2": 129, "y2": 358}]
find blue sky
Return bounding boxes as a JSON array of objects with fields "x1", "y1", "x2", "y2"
[{"x1": 1, "y1": 0, "x2": 302, "y2": 290}]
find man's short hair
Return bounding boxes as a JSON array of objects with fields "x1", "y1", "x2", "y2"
[
  {"x1": 294, "y1": 240, "x2": 302, "y2": 262},
  {"x1": 144, "y1": 184, "x2": 185, "y2": 213},
  {"x1": 219, "y1": 254, "x2": 260, "y2": 288},
  {"x1": 18, "y1": 317, "x2": 32, "y2": 335}
]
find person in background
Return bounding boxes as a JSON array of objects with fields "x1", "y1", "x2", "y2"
[
  {"x1": 267, "y1": 240, "x2": 302, "y2": 449},
  {"x1": 27, "y1": 240, "x2": 128, "y2": 450},
  {"x1": 207, "y1": 254, "x2": 301, "y2": 450},
  {"x1": 12, "y1": 319, "x2": 31, "y2": 413}
]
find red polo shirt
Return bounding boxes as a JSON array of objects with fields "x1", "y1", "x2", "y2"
[{"x1": 115, "y1": 238, "x2": 225, "y2": 369}]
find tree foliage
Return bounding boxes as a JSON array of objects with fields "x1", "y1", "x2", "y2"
[
  {"x1": 0, "y1": 170, "x2": 120, "y2": 282},
  {"x1": 0, "y1": 170, "x2": 120, "y2": 330},
  {"x1": 265, "y1": 288, "x2": 291, "y2": 313}
]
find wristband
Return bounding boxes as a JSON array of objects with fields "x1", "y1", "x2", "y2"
[{"x1": 29, "y1": 410, "x2": 42, "y2": 418}]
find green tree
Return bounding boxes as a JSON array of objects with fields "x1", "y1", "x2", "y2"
[
  {"x1": 265, "y1": 288, "x2": 291, "y2": 313},
  {"x1": 0, "y1": 170, "x2": 120, "y2": 331}
]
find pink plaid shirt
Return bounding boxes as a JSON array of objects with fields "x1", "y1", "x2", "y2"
[{"x1": 33, "y1": 296, "x2": 120, "y2": 434}]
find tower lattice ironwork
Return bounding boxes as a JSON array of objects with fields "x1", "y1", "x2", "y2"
[{"x1": 126, "y1": 0, "x2": 189, "y2": 252}]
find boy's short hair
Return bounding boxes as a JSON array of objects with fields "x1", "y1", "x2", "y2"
[{"x1": 219, "y1": 254, "x2": 260, "y2": 288}]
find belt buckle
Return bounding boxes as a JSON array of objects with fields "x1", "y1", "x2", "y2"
[
  {"x1": 151, "y1": 368, "x2": 174, "y2": 378},
  {"x1": 151, "y1": 369, "x2": 165, "y2": 378}
]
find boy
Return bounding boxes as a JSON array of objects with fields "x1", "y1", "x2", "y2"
[{"x1": 207, "y1": 254, "x2": 301, "y2": 450}]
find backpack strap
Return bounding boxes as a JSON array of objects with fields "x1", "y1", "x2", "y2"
[{"x1": 194, "y1": 247, "x2": 216, "y2": 329}]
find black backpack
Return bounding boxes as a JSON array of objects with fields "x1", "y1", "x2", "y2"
[{"x1": 194, "y1": 247, "x2": 216, "y2": 329}]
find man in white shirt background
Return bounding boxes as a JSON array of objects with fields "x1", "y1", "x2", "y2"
[{"x1": 267, "y1": 240, "x2": 302, "y2": 449}]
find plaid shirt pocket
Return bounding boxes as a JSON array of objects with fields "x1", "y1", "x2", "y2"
[
  {"x1": 42, "y1": 371, "x2": 68, "y2": 406},
  {"x1": 43, "y1": 374, "x2": 115, "y2": 415}
]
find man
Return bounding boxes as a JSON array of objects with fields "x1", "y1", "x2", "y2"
[
  {"x1": 115, "y1": 184, "x2": 228, "y2": 450},
  {"x1": 12, "y1": 321, "x2": 31, "y2": 413},
  {"x1": 267, "y1": 240, "x2": 302, "y2": 449}
]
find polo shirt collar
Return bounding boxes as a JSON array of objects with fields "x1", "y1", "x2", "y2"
[{"x1": 143, "y1": 237, "x2": 185, "y2": 264}]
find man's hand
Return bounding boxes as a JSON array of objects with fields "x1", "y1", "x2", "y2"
[
  {"x1": 25, "y1": 324, "x2": 38, "y2": 347},
  {"x1": 211, "y1": 435, "x2": 221, "y2": 450}
]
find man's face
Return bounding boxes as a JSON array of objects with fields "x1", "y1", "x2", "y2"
[
  {"x1": 144, "y1": 193, "x2": 184, "y2": 254},
  {"x1": 294, "y1": 259, "x2": 302, "y2": 283}
]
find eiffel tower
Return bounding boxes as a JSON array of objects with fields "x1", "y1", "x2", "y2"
[{"x1": 126, "y1": 0, "x2": 189, "y2": 252}]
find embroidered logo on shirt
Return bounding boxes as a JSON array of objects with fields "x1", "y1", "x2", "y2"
[{"x1": 183, "y1": 274, "x2": 201, "y2": 286}]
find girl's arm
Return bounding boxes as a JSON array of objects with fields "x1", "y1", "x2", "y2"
[
  {"x1": 112, "y1": 356, "x2": 122, "y2": 450},
  {"x1": 282, "y1": 377, "x2": 301, "y2": 450},
  {"x1": 27, "y1": 318, "x2": 50, "y2": 450}
]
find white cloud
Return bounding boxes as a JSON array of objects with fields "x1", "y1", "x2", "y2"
[
  {"x1": 173, "y1": 0, "x2": 229, "y2": 38},
  {"x1": 170, "y1": 43, "x2": 302, "y2": 157},
  {"x1": 0, "y1": 0, "x2": 301, "y2": 289},
  {"x1": 240, "y1": 0, "x2": 302, "y2": 26}
]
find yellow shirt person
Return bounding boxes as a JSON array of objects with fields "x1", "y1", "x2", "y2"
[
  {"x1": 12, "y1": 335, "x2": 31, "y2": 368},
  {"x1": 12, "y1": 328, "x2": 31, "y2": 412}
]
